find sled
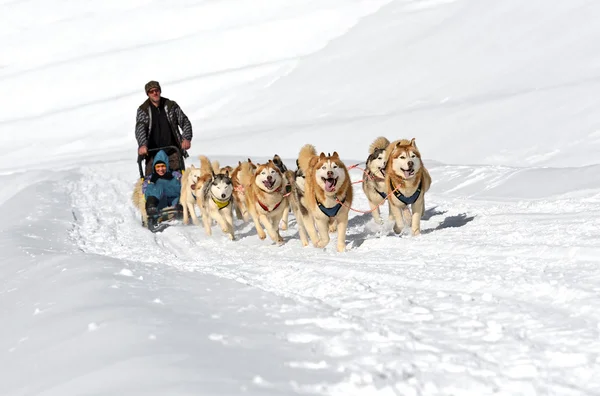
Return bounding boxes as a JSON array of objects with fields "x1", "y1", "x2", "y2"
[{"x1": 137, "y1": 146, "x2": 186, "y2": 233}]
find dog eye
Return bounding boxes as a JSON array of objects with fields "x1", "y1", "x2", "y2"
[
  {"x1": 411, "y1": 154, "x2": 416, "y2": 158},
  {"x1": 400, "y1": 156, "x2": 406, "y2": 159}
]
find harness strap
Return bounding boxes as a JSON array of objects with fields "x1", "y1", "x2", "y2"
[
  {"x1": 212, "y1": 196, "x2": 231, "y2": 210},
  {"x1": 257, "y1": 198, "x2": 283, "y2": 212},
  {"x1": 390, "y1": 180, "x2": 422, "y2": 205},
  {"x1": 317, "y1": 196, "x2": 346, "y2": 218}
]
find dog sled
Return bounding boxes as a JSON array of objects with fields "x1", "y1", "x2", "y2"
[{"x1": 137, "y1": 146, "x2": 186, "y2": 233}]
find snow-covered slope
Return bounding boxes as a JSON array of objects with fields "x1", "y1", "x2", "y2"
[{"x1": 1, "y1": 0, "x2": 600, "y2": 395}]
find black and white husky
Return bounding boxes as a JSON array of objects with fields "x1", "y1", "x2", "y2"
[{"x1": 196, "y1": 156, "x2": 235, "y2": 240}]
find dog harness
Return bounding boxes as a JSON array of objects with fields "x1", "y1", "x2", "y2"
[
  {"x1": 389, "y1": 180, "x2": 422, "y2": 205},
  {"x1": 212, "y1": 196, "x2": 231, "y2": 210},
  {"x1": 256, "y1": 184, "x2": 291, "y2": 212},
  {"x1": 257, "y1": 198, "x2": 283, "y2": 212},
  {"x1": 316, "y1": 196, "x2": 346, "y2": 218}
]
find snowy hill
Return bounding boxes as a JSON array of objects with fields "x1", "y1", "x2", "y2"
[{"x1": 1, "y1": 0, "x2": 600, "y2": 395}]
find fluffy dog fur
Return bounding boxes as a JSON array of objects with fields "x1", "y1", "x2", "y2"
[
  {"x1": 362, "y1": 136, "x2": 391, "y2": 224},
  {"x1": 240, "y1": 159, "x2": 289, "y2": 244},
  {"x1": 272, "y1": 154, "x2": 292, "y2": 230},
  {"x1": 384, "y1": 138, "x2": 431, "y2": 235},
  {"x1": 180, "y1": 163, "x2": 204, "y2": 225},
  {"x1": 297, "y1": 144, "x2": 353, "y2": 252},
  {"x1": 131, "y1": 178, "x2": 147, "y2": 226},
  {"x1": 282, "y1": 160, "x2": 309, "y2": 246},
  {"x1": 231, "y1": 159, "x2": 256, "y2": 222},
  {"x1": 196, "y1": 156, "x2": 235, "y2": 240}
]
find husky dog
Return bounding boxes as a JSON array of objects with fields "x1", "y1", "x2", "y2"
[
  {"x1": 297, "y1": 144, "x2": 353, "y2": 252},
  {"x1": 362, "y1": 136, "x2": 391, "y2": 224},
  {"x1": 180, "y1": 164, "x2": 204, "y2": 225},
  {"x1": 241, "y1": 160, "x2": 289, "y2": 244},
  {"x1": 384, "y1": 138, "x2": 432, "y2": 236},
  {"x1": 231, "y1": 159, "x2": 256, "y2": 222},
  {"x1": 282, "y1": 159, "x2": 309, "y2": 246},
  {"x1": 195, "y1": 156, "x2": 235, "y2": 240},
  {"x1": 272, "y1": 154, "x2": 292, "y2": 230},
  {"x1": 211, "y1": 159, "x2": 234, "y2": 176}
]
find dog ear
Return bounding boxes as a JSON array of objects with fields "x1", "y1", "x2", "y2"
[
  {"x1": 319, "y1": 152, "x2": 326, "y2": 159},
  {"x1": 410, "y1": 138, "x2": 417, "y2": 148},
  {"x1": 331, "y1": 151, "x2": 339, "y2": 159}
]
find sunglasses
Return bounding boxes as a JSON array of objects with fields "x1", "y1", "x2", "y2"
[{"x1": 147, "y1": 89, "x2": 160, "y2": 95}]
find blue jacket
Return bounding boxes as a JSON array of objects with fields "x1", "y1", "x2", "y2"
[{"x1": 143, "y1": 150, "x2": 182, "y2": 208}]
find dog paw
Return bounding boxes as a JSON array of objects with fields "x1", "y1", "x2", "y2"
[
  {"x1": 316, "y1": 240, "x2": 329, "y2": 248},
  {"x1": 257, "y1": 232, "x2": 267, "y2": 240},
  {"x1": 328, "y1": 225, "x2": 337, "y2": 233},
  {"x1": 375, "y1": 218, "x2": 384, "y2": 225},
  {"x1": 393, "y1": 224, "x2": 402, "y2": 234},
  {"x1": 280, "y1": 222, "x2": 288, "y2": 231},
  {"x1": 337, "y1": 245, "x2": 346, "y2": 253},
  {"x1": 228, "y1": 233, "x2": 235, "y2": 241}
]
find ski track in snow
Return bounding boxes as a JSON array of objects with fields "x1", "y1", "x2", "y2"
[{"x1": 68, "y1": 163, "x2": 600, "y2": 395}]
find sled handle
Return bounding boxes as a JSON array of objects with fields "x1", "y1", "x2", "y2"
[{"x1": 137, "y1": 145, "x2": 185, "y2": 178}]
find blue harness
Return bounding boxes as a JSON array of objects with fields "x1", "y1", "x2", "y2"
[
  {"x1": 390, "y1": 181, "x2": 422, "y2": 205},
  {"x1": 317, "y1": 196, "x2": 346, "y2": 217}
]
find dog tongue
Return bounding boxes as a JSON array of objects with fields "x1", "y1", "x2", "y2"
[
  {"x1": 403, "y1": 170, "x2": 412, "y2": 178},
  {"x1": 325, "y1": 179, "x2": 336, "y2": 192}
]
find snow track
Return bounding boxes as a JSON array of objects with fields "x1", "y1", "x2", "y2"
[{"x1": 68, "y1": 162, "x2": 600, "y2": 395}]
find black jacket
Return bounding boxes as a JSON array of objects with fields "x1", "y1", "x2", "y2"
[{"x1": 135, "y1": 97, "x2": 193, "y2": 157}]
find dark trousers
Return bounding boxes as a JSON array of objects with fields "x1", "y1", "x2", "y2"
[{"x1": 144, "y1": 151, "x2": 182, "y2": 176}]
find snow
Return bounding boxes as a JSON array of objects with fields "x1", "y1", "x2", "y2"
[{"x1": 1, "y1": 0, "x2": 600, "y2": 395}]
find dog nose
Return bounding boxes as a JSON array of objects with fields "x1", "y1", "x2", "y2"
[
  {"x1": 221, "y1": 193, "x2": 226, "y2": 199},
  {"x1": 408, "y1": 161, "x2": 414, "y2": 167},
  {"x1": 327, "y1": 171, "x2": 334, "y2": 178},
  {"x1": 267, "y1": 175, "x2": 273, "y2": 181}
]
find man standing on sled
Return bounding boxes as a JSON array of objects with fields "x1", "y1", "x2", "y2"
[{"x1": 135, "y1": 80, "x2": 193, "y2": 175}]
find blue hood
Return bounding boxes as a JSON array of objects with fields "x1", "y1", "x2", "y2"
[{"x1": 152, "y1": 150, "x2": 170, "y2": 172}]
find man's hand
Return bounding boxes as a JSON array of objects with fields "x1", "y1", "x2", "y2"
[
  {"x1": 138, "y1": 145, "x2": 148, "y2": 156},
  {"x1": 181, "y1": 140, "x2": 191, "y2": 150}
]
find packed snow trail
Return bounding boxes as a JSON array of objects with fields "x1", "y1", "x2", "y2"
[{"x1": 67, "y1": 160, "x2": 600, "y2": 395}]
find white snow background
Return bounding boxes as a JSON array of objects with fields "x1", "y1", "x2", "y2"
[{"x1": 2, "y1": 0, "x2": 600, "y2": 395}]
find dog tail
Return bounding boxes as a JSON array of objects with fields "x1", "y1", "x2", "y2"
[
  {"x1": 369, "y1": 136, "x2": 390, "y2": 154},
  {"x1": 199, "y1": 155, "x2": 213, "y2": 177},
  {"x1": 131, "y1": 178, "x2": 143, "y2": 208},
  {"x1": 237, "y1": 160, "x2": 255, "y2": 187},
  {"x1": 272, "y1": 154, "x2": 289, "y2": 173},
  {"x1": 297, "y1": 144, "x2": 317, "y2": 173},
  {"x1": 211, "y1": 160, "x2": 221, "y2": 175}
]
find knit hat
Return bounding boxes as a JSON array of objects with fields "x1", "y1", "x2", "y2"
[
  {"x1": 145, "y1": 80, "x2": 161, "y2": 94},
  {"x1": 154, "y1": 160, "x2": 166, "y2": 167}
]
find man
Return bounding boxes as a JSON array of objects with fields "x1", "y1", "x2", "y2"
[{"x1": 135, "y1": 80, "x2": 193, "y2": 175}]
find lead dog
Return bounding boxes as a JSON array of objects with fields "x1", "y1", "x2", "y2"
[
  {"x1": 384, "y1": 138, "x2": 431, "y2": 235},
  {"x1": 297, "y1": 144, "x2": 353, "y2": 252}
]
